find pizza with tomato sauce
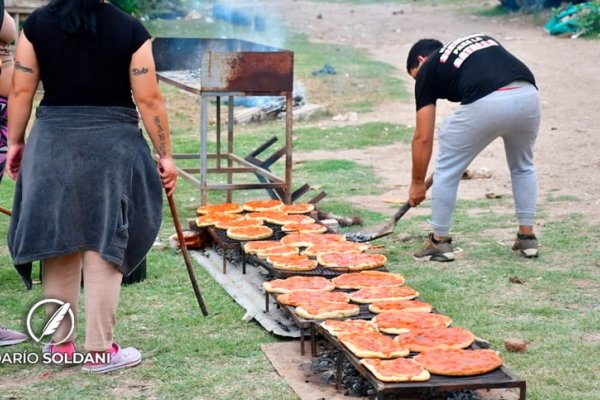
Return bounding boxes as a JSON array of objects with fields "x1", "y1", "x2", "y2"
[
  {"x1": 360, "y1": 358, "x2": 431, "y2": 382},
  {"x1": 372, "y1": 311, "x2": 452, "y2": 334},
  {"x1": 280, "y1": 233, "x2": 346, "y2": 248},
  {"x1": 281, "y1": 222, "x2": 328, "y2": 234},
  {"x1": 243, "y1": 240, "x2": 281, "y2": 254},
  {"x1": 196, "y1": 203, "x2": 243, "y2": 215},
  {"x1": 196, "y1": 213, "x2": 244, "y2": 228},
  {"x1": 301, "y1": 242, "x2": 370, "y2": 257},
  {"x1": 214, "y1": 218, "x2": 264, "y2": 230},
  {"x1": 413, "y1": 349, "x2": 503, "y2": 376},
  {"x1": 242, "y1": 199, "x2": 284, "y2": 212},
  {"x1": 266, "y1": 213, "x2": 316, "y2": 225},
  {"x1": 244, "y1": 211, "x2": 289, "y2": 222},
  {"x1": 394, "y1": 327, "x2": 475, "y2": 353},
  {"x1": 255, "y1": 245, "x2": 298, "y2": 259},
  {"x1": 279, "y1": 203, "x2": 315, "y2": 214},
  {"x1": 262, "y1": 276, "x2": 335, "y2": 294},
  {"x1": 332, "y1": 271, "x2": 405, "y2": 289},
  {"x1": 338, "y1": 331, "x2": 409, "y2": 359},
  {"x1": 369, "y1": 300, "x2": 433, "y2": 314},
  {"x1": 317, "y1": 253, "x2": 387, "y2": 271},
  {"x1": 226, "y1": 225, "x2": 273, "y2": 241},
  {"x1": 349, "y1": 286, "x2": 419, "y2": 303},
  {"x1": 295, "y1": 301, "x2": 360, "y2": 320},
  {"x1": 267, "y1": 254, "x2": 319, "y2": 271},
  {"x1": 277, "y1": 290, "x2": 350, "y2": 307},
  {"x1": 321, "y1": 319, "x2": 379, "y2": 337}
]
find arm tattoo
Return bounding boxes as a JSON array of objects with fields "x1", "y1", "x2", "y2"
[
  {"x1": 153, "y1": 116, "x2": 167, "y2": 157},
  {"x1": 15, "y1": 61, "x2": 34, "y2": 73},
  {"x1": 132, "y1": 67, "x2": 149, "y2": 76}
]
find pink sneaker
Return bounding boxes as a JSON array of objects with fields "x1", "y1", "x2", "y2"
[
  {"x1": 82, "y1": 343, "x2": 142, "y2": 373},
  {"x1": 42, "y1": 341, "x2": 78, "y2": 366}
]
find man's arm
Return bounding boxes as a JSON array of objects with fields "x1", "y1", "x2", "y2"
[{"x1": 408, "y1": 104, "x2": 436, "y2": 206}]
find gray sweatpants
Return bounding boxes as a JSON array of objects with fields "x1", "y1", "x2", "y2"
[{"x1": 431, "y1": 81, "x2": 541, "y2": 237}]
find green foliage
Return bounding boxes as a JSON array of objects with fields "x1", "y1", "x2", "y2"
[
  {"x1": 110, "y1": 0, "x2": 186, "y2": 16},
  {"x1": 578, "y1": 1, "x2": 600, "y2": 36},
  {"x1": 109, "y1": 0, "x2": 137, "y2": 14}
]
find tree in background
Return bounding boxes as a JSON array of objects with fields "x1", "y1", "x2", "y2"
[{"x1": 110, "y1": 0, "x2": 188, "y2": 18}]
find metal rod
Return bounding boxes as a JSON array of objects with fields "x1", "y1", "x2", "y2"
[
  {"x1": 285, "y1": 93, "x2": 293, "y2": 203},
  {"x1": 166, "y1": 192, "x2": 209, "y2": 316},
  {"x1": 200, "y1": 94, "x2": 208, "y2": 205},
  {"x1": 227, "y1": 95, "x2": 234, "y2": 202}
]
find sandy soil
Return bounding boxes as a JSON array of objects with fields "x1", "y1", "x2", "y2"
[{"x1": 268, "y1": 0, "x2": 600, "y2": 225}]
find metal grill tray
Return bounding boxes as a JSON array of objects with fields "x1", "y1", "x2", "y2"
[
  {"x1": 312, "y1": 323, "x2": 526, "y2": 400},
  {"x1": 247, "y1": 252, "x2": 387, "y2": 279}
]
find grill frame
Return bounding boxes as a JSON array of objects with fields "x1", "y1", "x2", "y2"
[{"x1": 152, "y1": 37, "x2": 295, "y2": 204}]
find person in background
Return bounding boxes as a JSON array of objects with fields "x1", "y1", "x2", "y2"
[
  {"x1": 0, "y1": 3, "x2": 16, "y2": 179},
  {"x1": 0, "y1": 1, "x2": 29, "y2": 348},
  {"x1": 405, "y1": 34, "x2": 541, "y2": 262},
  {"x1": 6, "y1": 0, "x2": 177, "y2": 372},
  {"x1": 0, "y1": 326, "x2": 27, "y2": 346}
]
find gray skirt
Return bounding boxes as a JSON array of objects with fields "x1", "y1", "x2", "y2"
[{"x1": 8, "y1": 106, "x2": 163, "y2": 276}]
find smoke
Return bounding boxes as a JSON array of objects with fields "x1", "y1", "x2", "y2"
[{"x1": 184, "y1": 0, "x2": 287, "y2": 49}]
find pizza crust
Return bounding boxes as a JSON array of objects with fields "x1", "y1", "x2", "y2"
[
  {"x1": 196, "y1": 203, "x2": 243, "y2": 215},
  {"x1": 414, "y1": 349, "x2": 503, "y2": 376},
  {"x1": 272, "y1": 259, "x2": 318, "y2": 271},
  {"x1": 360, "y1": 358, "x2": 431, "y2": 382},
  {"x1": 280, "y1": 203, "x2": 315, "y2": 214},
  {"x1": 320, "y1": 319, "x2": 379, "y2": 337},
  {"x1": 277, "y1": 291, "x2": 349, "y2": 306},
  {"x1": 339, "y1": 333, "x2": 409, "y2": 359},
  {"x1": 373, "y1": 312, "x2": 452, "y2": 335},
  {"x1": 349, "y1": 286, "x2": 419, "y2": 304},
  {"x1": 295, "y1": 303, "x2": 360, "y2": 320},
  {"x1": 242, "y1": 199, "x2": 284, "y2": 212},
  {"x1": 332, "y1": 271, "x2": 405, "y2": 289},
  {"x1": 226, "y1": 226, "x2": 273, "y2": 241},
  {"x1": 317, "y1": 253, "x2": 387, "y2": 271},
  {"x1": 262, "y1": 278, "x2": 335, "y2": 294},
  {"x1": 368, "y1": 300, "x2": 433, "y2": 314},
  {"x1": 394, "y1": 327, "x2": 475, "y2": 353}
]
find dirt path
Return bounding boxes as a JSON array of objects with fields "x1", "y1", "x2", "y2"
[{"x1": 271, "y1": 0, "x2": 600, "y2": 223}]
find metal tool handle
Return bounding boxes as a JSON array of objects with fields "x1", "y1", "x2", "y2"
[
  {"x1": 166, "y1": 193, "x2": 209, "y2": 316},
  {"x1": 393, "y1": 174, "x2": 434, "y2": 223}
]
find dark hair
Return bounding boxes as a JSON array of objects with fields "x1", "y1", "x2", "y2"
[
  {"x1": 406, "y1": 39, "x2": 443, "y2": 74},
  {"x1": 47, "y1": 0, "x2": 103, "y2": 36}
]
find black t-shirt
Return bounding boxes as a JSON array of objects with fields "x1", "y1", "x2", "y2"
[
  {"x1": 415, "y1": 34, "x2": 536, "y2": 111},
  {"x1": 24, "y1": 3, "x2": 151, "y2": 108}
]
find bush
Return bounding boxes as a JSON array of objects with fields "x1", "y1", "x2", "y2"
[
  {"x1": 111, "y1": 0, "x2": 187, "y2": 17},
  {"x1": 578, "y1": 1, "x2": 600, "y2": 36}
]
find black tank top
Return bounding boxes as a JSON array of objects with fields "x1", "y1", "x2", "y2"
[{"x1": 24, "y1": 3, "x2": 150, "y2": 108}]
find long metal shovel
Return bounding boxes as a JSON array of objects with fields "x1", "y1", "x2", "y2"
[
  {"x1": 345, "y1": 174, "x2": 434, "y2": 242},
  {"x1": 166, "y1": 192, "x2": 209, "y2": 316}
]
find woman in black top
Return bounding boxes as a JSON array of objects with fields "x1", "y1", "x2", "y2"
[{"x1": 7, "y1": 0, "x2": 177, "y2": 372}]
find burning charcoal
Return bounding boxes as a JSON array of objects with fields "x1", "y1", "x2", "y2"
[{"x1": 446, "y1": 390, "x2": 480, "y2": 400}]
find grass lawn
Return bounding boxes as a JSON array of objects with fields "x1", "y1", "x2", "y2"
[{"x1": 1, "y1": 7, "x2": 600, "y2": 400}]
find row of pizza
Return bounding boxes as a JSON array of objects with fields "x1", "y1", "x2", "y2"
[
  {"x1": 195, "y1": 200, "x2": 325, "y2": 242},
  {"x1": 262, "y1": 272, "x2": 503, "y2": 383},
  {"x1": 195, "y1": 200, "x2": 388, "y2": 271}
]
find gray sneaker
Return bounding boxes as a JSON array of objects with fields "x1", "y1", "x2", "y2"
[
  {"x1": 512, "y1": 233, "x2": 539, "y2": 258},
  {"x1": 0, "y1": 327, "x2": 28, "y2": 346},
  {"x1": 413, "y1": 233, "x2": 455, "y2": 262}
]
